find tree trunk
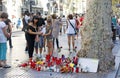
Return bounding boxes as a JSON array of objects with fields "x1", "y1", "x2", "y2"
[{"x1": 78, "y1": 0, "x2": 115, "y2": 72}]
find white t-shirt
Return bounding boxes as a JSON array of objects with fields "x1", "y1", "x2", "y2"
[
  {"x1": 25, "y1": 15, "x2": 30, "y2": 24},
  {"x1": 0, "y1": 21, "x2": 7, "y2": 43},
  {"x1": 66, "y1": 19, "x2": 76, "y2": 34},
  {"x1": 61, "y1": 17, "x2": 67, "y2": 26}
]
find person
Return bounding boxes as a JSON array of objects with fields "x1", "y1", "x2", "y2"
[
  {"x1": 16, "y1": 18, "x2": 21, "y2": 29},
  {"x1": 61, "y1": 15, "x2": 67, "y2": 34},
  {"x1": 79, "y1": 14, "x2": 84, "y2": 27},
  {"x1": 4, "y1": 19, "x2": 13, "y2": 48},
  {"x1": 112, "y1": 15, "x2": 117, "y2": 43},
  {"x1": 66, "y1": 14, "x2": 77, "y2": 52},
  {"x1": 22, "y1": 11, "x2": 30, "y2": 52},
  {"x1": 58, "y1": 17, "x2": 62, "y2": 35},
  {"x1": 0, "y1": 12, "x2": 11, "y2": 68},
  {"x1": 75, "y1": 15, "x2": 80, "y2": 39},
  {"x1": 34, "y1": 12, "x2": 45, "y2": 58},
  {"x1": 43, "y1": 19, "x2": 53, "y2": 56},
  {"x1": 26, "y1": 16, "x2": 42, "y2": 61},
  {"x1": 52, "y1": 14, "x2": 62, "y2": 52}
]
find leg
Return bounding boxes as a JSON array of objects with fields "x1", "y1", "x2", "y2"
[
  {"x1": 39, "y1": 48, "x2": 42, "y2": 55},
  {"x1": 43, "y1": 37, "x2": 46, "y2": 52},
  {"x1": 25, "y1": 33, "x2": 28, "y2": 51},
  {"x1": 34, "y1": 42, "x2": 38, "y2": 54},
  {"x1": 48, "y1": 40, "x2": 53, "y2": 56},
  {"x1": 53, "y1": 37, "x2": 55, "y2": 49},
  {"x1": 9, "y1": 36, "x2": 13, "y2": 48},
  {"x1": 56, "y1": 38, "x2": 59, "y2": 49},
  {"x1": 0, "y1": 43, "x2": 11, "y2": 68},
  {"x1": 28, "y1": 39, "x2": 34, "y2": 61},
  {"x1": 72, "y1": 35, "x2": 75, "y2": 49},
  {"x1": 112, "y1": 29, "x2": 116, "y2": 42},
  {"x1": 39, "y1": 36, "x2": 44, "y2": 56},
  {"x1": 67, "y1": 35, "x2": 71, "y2": 50}
]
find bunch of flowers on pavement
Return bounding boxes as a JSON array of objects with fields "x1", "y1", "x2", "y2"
[{"x1": 19, "y1": 54, "x2": 89, "y2": 73}]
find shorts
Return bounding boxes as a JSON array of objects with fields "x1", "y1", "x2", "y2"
[
  {"x1": 34, "y1": 36, "x2": 44, "y2": 48},
  {"x1": 47, "y1": 38, "x2": 53, "y2": 42},
  {"x1": 67, "y1": 34, "x2": 76, "y2": 36},
  {"x1": 0, "y1": 43, "x2": 7, "y2": 60}
]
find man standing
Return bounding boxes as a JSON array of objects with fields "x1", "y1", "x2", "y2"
[
  {"x1": 61, "y1": 15, "x2": 67, "y2": 34},
  {"x1": 5, "y1": 19, "x2": 13, "y2": 48},
  {"x1": 22, "y1": 11, "x2": 30, "y2": 51}
]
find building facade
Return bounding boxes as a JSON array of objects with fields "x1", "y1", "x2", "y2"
[{"x1": 21, "y1": 0, "x2": 44, "y2": 15}]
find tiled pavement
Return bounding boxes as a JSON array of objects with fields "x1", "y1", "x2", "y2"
[{"x1": 0, "y1": 31, "x2": 120, "y2": 78}]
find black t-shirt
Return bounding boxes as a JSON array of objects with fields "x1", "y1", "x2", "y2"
[
  {"x1": 37, "y1": 18, "x2": 45, "y2": 27},
  {"x1": 4, "y1": 19, "x2": 11, "y2": 33},
  {"x1": 27, "y1": 25, "x2": 36, "y2": 40}
]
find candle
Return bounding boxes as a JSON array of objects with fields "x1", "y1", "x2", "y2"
[{"x1": 76, "y1": 67, "x2": 79, "y2": 73}]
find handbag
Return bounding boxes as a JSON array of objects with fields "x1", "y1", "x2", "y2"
[{"x1": 68, "y1": 20, "x2": 77, "y2": 35}]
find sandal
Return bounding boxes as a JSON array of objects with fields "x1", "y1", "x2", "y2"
[{"x1": 3, "y1": 65, "x2": 11, "y2": 68}]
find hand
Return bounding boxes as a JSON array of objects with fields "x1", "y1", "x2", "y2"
[
  {"x1": 7, "y1": 33, "x2": 10, "y2": 38},
  {"x1": 43, "y1": 34, "x2": 46, "y2": 36},
  {"x1": 37, "y1": 32, "x2": 43, "y2": 35}
]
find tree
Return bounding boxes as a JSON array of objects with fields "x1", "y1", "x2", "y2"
[
  {"x1": 78, "y1": 0, "x2": 115, "y2": 72},
  {"x1": 112, "y1": 0, "x2": 119, "y2": 15}
]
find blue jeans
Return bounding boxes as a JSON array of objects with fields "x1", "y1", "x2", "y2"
[
  {"x1": 0, "y1": 43, "x2": 7, "y2": 60},
  {"x1": 34, "y1": 36, "x2": 44, "y2": 48}
]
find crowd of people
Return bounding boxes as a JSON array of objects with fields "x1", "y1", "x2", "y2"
[
  {"x1": 112, "y1": 15, "x2": 120, "y2": 43},
  {"x1": 0, "y1": 11, "x2": 84, "y2": 68},
  {"x1": 22, "y1": 11, "x2": 84, "y2": 62}
]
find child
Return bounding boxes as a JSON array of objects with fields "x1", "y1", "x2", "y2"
[{"x1": 43, "y1": 19, "x2": 53, "y2": 56}]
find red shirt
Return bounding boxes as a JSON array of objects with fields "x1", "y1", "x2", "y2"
[{"x1": 79, "y1": 17, "x2": 84, "y2": 26}]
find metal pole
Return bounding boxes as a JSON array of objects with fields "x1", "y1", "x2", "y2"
[{"x1": 30, "y1": 0, "x2": 32, "y2": 12}]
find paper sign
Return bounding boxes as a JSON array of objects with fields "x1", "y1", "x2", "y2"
[
  {"x1": 41, "y1": 27, "x2": 46, "y2": 35},
  {"x1": 78, "y1": 58, "x2": 99, "y2": 72}
]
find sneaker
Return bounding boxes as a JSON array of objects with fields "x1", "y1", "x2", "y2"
[
  {"x1": 3, "y1": 65, "x2": 11, "y2": 68},
  {"x1": 34, "y1": 54, "x2": 37, "y2": 57},
  {"x1": 58, "y1": 48, "x2": 61, "y2": 52},
  {"x1": 44, "y1": 48, "x2": 46, "y2": 52},
  {"x1": 10, "y1": 46, "x2": 13, "y2": 48},
  {"x1": 39, "y1": 54, "x2": 43, "y2": 59},
  {"x1": 73, "y1": 49, "x2": 76, "y2": 52}
]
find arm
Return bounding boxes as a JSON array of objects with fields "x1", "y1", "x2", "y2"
[
  {"x1": 44, "y1": 29, "x2": 52, "y2": 36},
  {"x1": 28, "y1": 29, "x2": 42, "y2": 35},
  {"x1": 66, "y1": 20, "x2": 68, "y2": 28},
  {"x1": 2, "y1": 26, "x2": 10, "y2": 38},
  {"x1": 9, "y1": 22, "x2": 12, "y2": 35}
]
